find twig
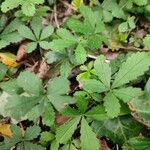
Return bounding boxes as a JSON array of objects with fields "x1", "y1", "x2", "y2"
[
  {"x1": 54, "y1": 5, "x2": 59, "y2": 28},
  {"x1": 116, "y1": 46, "x2": 149, "y2": 52},
  {"x1": 87, "y1": 54, "x2": 97, "y2": 59}
]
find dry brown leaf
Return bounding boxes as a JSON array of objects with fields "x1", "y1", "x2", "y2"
[
  {"x1": 37, "y1": 61, "x2": 50, "y2": 79},
  {"x1": 100, "y1": 139, "x2": 111, "y2": 150},
  {"x1": 56, "y1": 113, "x2": 70, "y2": 125},
  {"x1": 16, "y1": 41, "x2": 27, "y2": 62}
]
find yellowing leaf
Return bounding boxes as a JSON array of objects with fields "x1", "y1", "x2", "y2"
[
  {"x1": 0, "y1": 52, "x2": 19, "y2": 68},
  {"x1": 0, "y1": 123, "x2": 12, "y2": 137},
  {"x1": 71, "y1": 0, "x2": 83, "y2": 10}
]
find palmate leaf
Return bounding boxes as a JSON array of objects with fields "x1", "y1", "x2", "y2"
[
  {"x1": 112, "y1": 52, "x2": 150, "y2": 88},
  {"x1": 94, "y1": 55, "x2": 111, "y2": 89},
  {"x1": 92, "y1": 116, "x2": 143, "y2": 145},
  {"x1": 80, "y1": 117, "x2": 100, "y2": 150},
  {"x1": 56, "y1": 117, "x2": 80, "y2": 144}
]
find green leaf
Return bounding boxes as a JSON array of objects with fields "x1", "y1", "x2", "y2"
[
  {"x1": 61, "y1": 107, "x2": 81, "y2": 117},
  {"x1": 143, "y1": 34, "x2": 150, "y2": 49},
  {"x1": 26, "y1": 42, "x2": 37, "y2": 53},
  {"x1": 133, "y1": 0, "x2": 148, "y2": 6},
  {"x1": 31, "y1": 17, "x2": 42, "y2": 38},
  {"x1": 47, "y1": 76, "x2": 69, "y2": 95},
  {"x1": 40, "y1": 25, "x2": 54, "y2": 40},
  {"x1": 80, "y1": 117, "x2": 100, "y2": 150},
  {"x1": 79, "y1": 5, "x2": 95, "y2": 28},
  {"x1": 0, "y1": 63, "x2": 7, "y2": 81},
  {"x1": 39, "y1": 41, "x2": 50, "y2": 49},
  {"x1": 112, "y1": 52, "x2": 150, "y2": 88},
  {"x1": 5, "y1": 95, "x2": 39, "y2": 119},
  {"x1": 92, "y1": 116, "x2": 143, "y2": 145},
  {"x1": 104, "y1": 92, "x2": 121, "y2": 118},
  {"x1": 22, "y1": 2, "x2": 36, "y2": 16},
  {"x1": 40, "y1": 132, "x2": 55, "y2": 143},
  {"x1": 60, "y1": 61, "x2": 71, "y2": 77},
  {"x1": 45, "y1": 51, "x2": 62, "y2": 64},
  {"x1": 67, "y1": 18, "x2": 87, "y2": 34},
  {"x1": 24, "y1": 125, "x2": 41, "y2": 140},
  {"x1": 48, "y1": 95, "x2": 75, "y2": 111},
  {"x1": 49, "y1": 39, "x2": 75, "y2": 51},
  {"x1": 18, "y1": 142, "x2": 45, "y2": 150},
  {"x1": 145, "y1": 78, "x2": 150, "y2": 99},
  {"x1": 43, "y1": 104, "x2": 55, "y2": 127},
  {"x1": 17, "y1": 71, "x2": 43, "y2": 95},
  {"x1": 130, "y1": 98, "x2": 150, "y2": 124},
  {"x1": 0, "y1": 79, "x2": 23, "y2": 94},
  {"x1": 18, "y1": 25, "x2": 36, "y2": 40},
  {"x1": 75, "y1": 44, "x2": 87, "y2": 64},
  {"x1": 85, "y1": 105, "x2": 109, "y2": 121},
  {"x1": 57, "y1": 28, "x2": 77, "y2": 42},
  {"x1": 72, "y1": 0, "x2": 83, "y2": 9},
  {"x1": 118, "y1": 22, "x2": 128, "y2": 32},
  {"x1": 56, "y1": 117, "x2": 80, "y2": 144},
  {"x1": 94, "y1": 55, "x2": 111, "y2": 89},
  {"x1": 123, "y1": 137, "x2": 150, "y2": 150},
  {"x1": 82, "y1": 79, "x2": 107, "y2": 93},
  {"x1": 87, "y1": 34, "x2": 102, "y2": 49},
  {"x1": 1, "y1": 0, "x2": 21, "y2": 13},
  {"x1": 74, "y1": 91, "x2": 88, "y2": 113},
  {"x1": 113, "y1": 87, "x2": 143, "y2": 103},
  {"x1": 103, "y1": 10, "x2": 113, "y2": 22}
]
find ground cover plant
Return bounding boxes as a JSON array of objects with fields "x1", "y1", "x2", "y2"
[{"x1": 1, "y1": 0, "x2": 150, "y2": 149}]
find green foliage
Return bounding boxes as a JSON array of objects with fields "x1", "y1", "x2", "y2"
[
  {"x1": 1, "y1": 0, "x2": 44, "y2": 16},
  {"x1": 123, "y1": 137, "x2": 150, "y2": 150},
  {"x1": 0, "y1": 125, "x2": 44, "y2": 150},
  {"x1": 0, "y1": 18, "x2": 23, "y2": 49},
  {"x1": 18, "y1": 17, "x2": 54, "y2": 53},
  {"x1": 0, "y1": 1, "x2": 150, "y2": 150},
  {"x1": 80, "y1": 117, "x2": 100, "y2": 150},
  {"x1": 78, "y1": 53, "x2": 149, "y2": 118},
  {"x1": 45, "y1": 5, "x2": 107, "y2": 76},
  {"x1": 92, "y1": 116, "x2": 143, "y2": 145}
]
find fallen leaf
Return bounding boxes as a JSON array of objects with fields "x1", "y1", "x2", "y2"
[
  {"x1": 16, "y1": 41, "x2": 27, "y2": 62},
  {"x1": 56, "y1": 113, "x2": 70, "y2": 125},
  {"x1": 37, "y1": 61, "x2": 50, "y2": 79},
  {"x1": 0, "y1": 123, "x2": 12, "y2": 137},
  {"x1": 0, "y1": 52, "x2": 19, "y2": 68},
  {"x1": 100, "y1": 139, "x2": 111, "y2": 150}
]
